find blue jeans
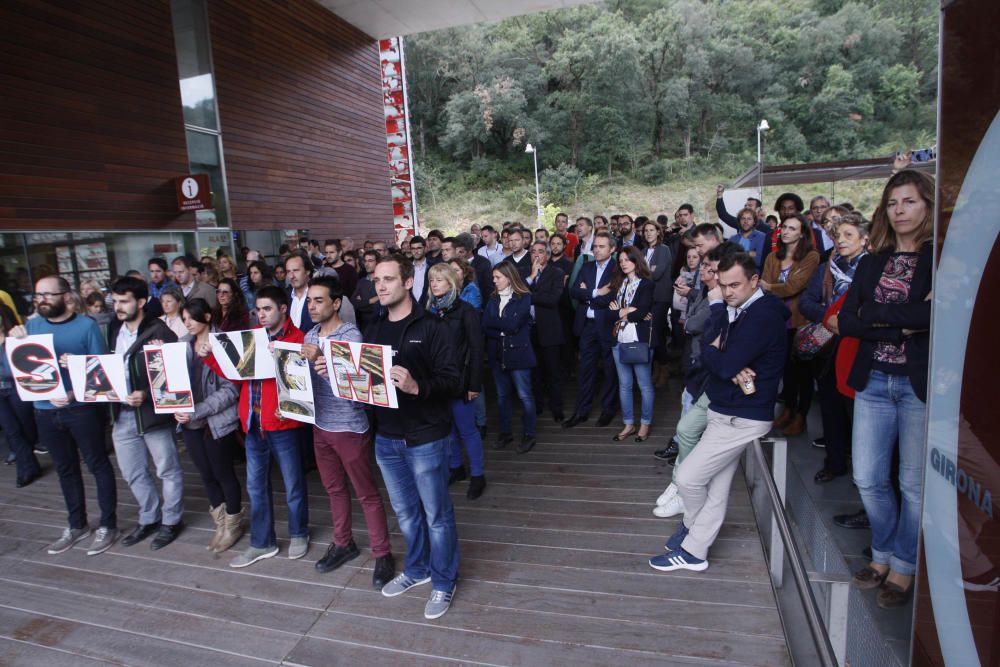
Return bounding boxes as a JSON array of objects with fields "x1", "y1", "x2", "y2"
[
  {"x1": 112, "y1": 411, "x2": 185, "y2": 526},
  {"x1": 473, "y1": 390, "x2": 487, "y2": 428},
  {"x1": 375, "y1": 435, "x2": 459, "y2": 591},
  {"x1": 612, "y1": 346, "x2": 654, "y2": 425},
  {"x1": 245, "y1": 427, "x2": 309, "y2": 549},
  {"x1": 493, "y1": 368, "x2": 535, "y2": 436},
  {"x1": 450, "y1": 398, "x2": 485, "y2": 476},
  {"x1": 852, "y1": 371, "x2": 926, "y2": 575}
]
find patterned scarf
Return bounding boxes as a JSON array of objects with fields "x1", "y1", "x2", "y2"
[
  {"x1": 428, "y1": 289, "x2": 457, "y2": 315},
  {"x1": 830, "y1": 251, "x2": 866, "y2": 300}
]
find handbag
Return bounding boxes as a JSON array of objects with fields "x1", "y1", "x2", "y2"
[
  {"x1": 793, "y1": 321, "x2": 834, "y2": 359},
  {"x1": 619, "y1": 340, "x2": 652, "y2": 364}
]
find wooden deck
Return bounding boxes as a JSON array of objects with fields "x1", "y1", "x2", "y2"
[{"x1": 0, "y1": 383, "x2": 789, "y2": 666}]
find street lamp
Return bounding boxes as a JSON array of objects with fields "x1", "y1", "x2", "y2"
[
  {"x1": 756, "y1": 119, "x2": 770, "y2": 203},
  {"x1": 525, "y1": 143, "x2": 542, "y2": 226}
]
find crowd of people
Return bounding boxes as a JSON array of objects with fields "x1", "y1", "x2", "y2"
[{"x1": 0, "y1": 165, "x2": 934, "y2": 618}]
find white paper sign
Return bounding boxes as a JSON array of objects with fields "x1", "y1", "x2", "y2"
[
  {"x1": 324, "y1": 340, "x2": 399, "y2": 409},
  {"x1": 5, "y1": 334, "x2": 68, "y2": 402},
  {"x1": 143, "y1": 343, "x2": 195, "y2": 414},
  {"x1": 273, "y1": 341, "x2": 315, "y2": 424},
  {"x1": 67, "y1": 354, "x2": 128, "y2": 403},
  {"x1": 209, "y1": 329, "x2": 275, "y2": 380}
]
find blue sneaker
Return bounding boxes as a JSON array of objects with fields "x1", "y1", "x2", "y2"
[
  {"x1": 649, "y1": 548, "x2": 708, "y2": 572},
  {"x1": 664, "y1": 523, "x2": 689, "y2": 551}
]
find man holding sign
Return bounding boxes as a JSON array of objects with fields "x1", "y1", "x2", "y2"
[
  {"x1": 365, "y1": 255, "x2": 462, "y2": 620},
  {"x1": 301, "y1": 275, "x2": 395, "y2": 590},
  {"x1": 106, "y1": 277, "x2": 184, "y2": 551},
  {"x1": 8, "y1": 276, "x2": 118, "y2": 557},
  {"x1": 200, "y1": 285, "x2": 310, "y2": 568}
]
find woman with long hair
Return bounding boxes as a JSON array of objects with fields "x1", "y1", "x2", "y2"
[
  {"x1": 447, "y1": 258, "x2": 481, "y2": 309},
  {"x1": 217, "y1": 255, "x2": 238, "y2": 281},
  {"x1": 482, "y1": 262, "x2": 537, "y2": 453},
  {"x1": 0, "y1": 303, "x2": 41, "y2": 487},
  {"x1": 213, "y1": 277, "x2": 250, "y2": 332},
  {"x1": 176, "y1": 298, "x2": 244, "y2": 552},
  {"x1": 609, "y1": 246, "x2": 656, "y2": 442},
  {"x1": 800, "y1": 210, "x2": 869, "y2": 483},
  {"x1": 427, "y1": 263, "x2": 487, "y2": 499},
  {"x1": 839, "y1": 170, "x2": 934, "y2": 609},
  {"x1": 158, "y1": 286, "x2": 187, "y2": 339},
  {"x1": 761, "y1": 214, "x2": 820, "y2": 436},
  {"x1": 640, "y1": 220, "x2": 674, "y2": 388}
]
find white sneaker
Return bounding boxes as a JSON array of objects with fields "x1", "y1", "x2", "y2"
[
  {"x1": 655, "y1": 483, "x2": 678, "y2": 507},
  {"x1": 653, "y1": 494, "x2": 685, "y2": 518}
]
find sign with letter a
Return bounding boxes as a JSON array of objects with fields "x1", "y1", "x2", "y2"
[
  {"x1": 67, "y1": 354, "x2": 128, "y2": 402},
  {"x1": 5, "y1": 334, "x2": 67, "y2": 402}
]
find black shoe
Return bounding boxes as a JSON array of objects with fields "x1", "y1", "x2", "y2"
[
  {"x1": 653, "y1": 437, "x2": 680, "y2": 461},
  {"x1": 121, "y1": 522, "x2": 160, "y2": 547},
  {"x1": 467, "y1": 475, "x2": 486, "y2": 500},
  {"x1": 372, "y1": 553, "x2": 395, "y2": 590},
  {"x1": 833, "y1": 509, "x2": 870, "y2": 530},
  {"x1": 814, "y1": 468, "x2": 846, "y2": 484},
  {"x1": 33, "y1": 443, "x2": 48, "y2": 455},
  {"x1": 553, "y1": 413, "x2": 565, "y2": 424},
  {"x1": 494, "y1": 433, "x2": 513, "y2": 450},
  {"x1": 448, "y1": 467, "x2": 467, "y2": 486},
  {"x1": 562, "y1": 415, "x2": 588, "y2": 429},
  {"x1": 517, "y1": 435, "x2": 535, "y2": 454},
  {"x1": 16, "y1": 471, "x2": 41, "y2": 488},
  {"x1": 315, "y1": 540, "x2": 360, "y2": 573},
  {"x1": 596, "y1": 413, "x2": 614, "y2": 427},
  {"x1": 150, "y1": 522, "x2": 183, "y2": 551},
  {"x1": 812, "y1": 436, "x2": 827, "y2": 449}
]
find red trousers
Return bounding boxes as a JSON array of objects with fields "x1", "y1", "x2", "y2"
[{"x1": 312, "y1": 429, "x2": 391, "y2": 557}]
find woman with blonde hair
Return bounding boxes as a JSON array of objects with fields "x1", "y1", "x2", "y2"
[
  {"x1": 839, "y1": 170, "x2": 934, "y2": 609},
  {"x1": 426, "y1": 263, "x2": 487, "y2": 498},
  {"x1": 482, "y1": 262, "x2": 537, "y2": 453}
]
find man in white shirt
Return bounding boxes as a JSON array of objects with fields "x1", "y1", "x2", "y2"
[
  {"x1": 476, "y1": 225, "x2": 504, "y2": 266},
  {"x1": 285, "y1": 250, "x2": 313, "y2": 330},
  {"x1": 409, "y1": 236, "x2": 430, "y2": 304}
]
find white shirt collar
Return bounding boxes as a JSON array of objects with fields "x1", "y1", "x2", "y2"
[{"x1": 728, "y1": 287, "x2": 765, "y2": 322}]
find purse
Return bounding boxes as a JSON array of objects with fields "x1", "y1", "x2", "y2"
[
  {"x1": 793, "y1": 321, "x2": 835, "y2": 359},
  {"x1": 619, "y1": 340, "x2": 652, "y2": 364}
]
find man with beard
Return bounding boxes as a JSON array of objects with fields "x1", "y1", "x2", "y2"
[
  {"x1": 107, "y1": 277, "x2": 184, "y2": 550},
  {"x1": 9, "y1": 276, "x2": 118, "y2": 556}
]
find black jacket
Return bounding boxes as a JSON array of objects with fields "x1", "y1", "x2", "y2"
[
  {"x1": 107, "y1": 315, "x2": 179, "y2": 434},
  {"x1": 433, "y1": 299, "x2": 484, "y2": 396},
  {"x1": 839, "y1": 243, "x2": 932, "y2": 401},
  {"x1": 612, "y1": 278, "x2": 654, "y2": 346},
  {"x1": 364, "y1": 300, "x2": 461, "y2": 445},
  {"x1": 471, "y1": 254, "x2": 493, "y2": 311},
  {"x1": 529, "y1": 263, "x2": 565, "y2": 347}
]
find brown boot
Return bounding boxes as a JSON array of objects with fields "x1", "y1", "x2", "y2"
[
  {"x1": 773, "y1": 406, "x2": 794, "y2": 429},
  {"x1": 214, "y1": 508, "x2": 245, "y2": 553},
  {"x1": 208, "y1": 504, "x2": 225, "y2": 551},
  {"x1": 783, "y1": 413, "x2": 806, "y2": 437}
]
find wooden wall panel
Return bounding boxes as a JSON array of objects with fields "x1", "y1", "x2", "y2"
[
  {"x1": 0, "y1": 0, "x2": 195, "y2": 230},
  {"x1": 209, "y1": 0, "x2": 395, "y2": 242}
]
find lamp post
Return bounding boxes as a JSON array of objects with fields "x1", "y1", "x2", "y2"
[
  {"x1": 756, "y1": 119, "x2": 770, "y2": 203},
  {"x1": 525, "y1": 143, "x2": 542, "y2": 226}
]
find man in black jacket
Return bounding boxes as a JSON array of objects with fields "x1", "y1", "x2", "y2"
[
  {"x1": 107, "y1": 277, "x2": 184, "y2": 551},
  {"x1": 365, "y1": 255, "x2": 462, "y2": 620},
  {"x1": 527, "y1": 241, "x2": 566, "y2": 422},
  {"x1": 503, "y1": 226, "x2": 532, "y2": 280}
]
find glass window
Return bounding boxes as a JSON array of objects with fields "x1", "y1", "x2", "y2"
[
  {"x1": 0, "y1": 234, "x2": 32, "y2": 319},
  {"x1": 186, "y1": 128, "x2": 229, "y2": 228},
  {"x1": 171, "y1": 0, "x2": 218, "y2": 131}
]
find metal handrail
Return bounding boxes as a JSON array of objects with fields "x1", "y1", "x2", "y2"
[{"x1": 749, "y1": 438, "x2": 840, "y2": 667}]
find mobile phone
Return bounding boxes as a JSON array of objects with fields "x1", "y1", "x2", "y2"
[{"x1": 910, "y1": 148, "x2": 935, "y2": 163}]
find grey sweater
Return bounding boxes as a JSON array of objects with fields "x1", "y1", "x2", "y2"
[{"x1": 305, "y1": 321, "x2": 370, "y2": 434}]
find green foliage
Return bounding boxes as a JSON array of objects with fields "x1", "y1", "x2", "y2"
[{"x1": 406, "y1": 0, "x2": 938, "y2": 208}]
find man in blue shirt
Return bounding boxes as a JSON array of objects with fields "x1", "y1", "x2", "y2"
[{"x1": 10, "y1": 276, "x2": 118, "y2": 557}]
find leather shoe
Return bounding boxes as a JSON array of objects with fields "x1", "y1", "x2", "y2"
[
  {"x1": 562, "y1": 415, "x2": 587, "y2": 429},
  {"x1": 596, "y1": 413, "x2": 614, "y2": 427},
  {"x1": 653, "y1": 438, "x2": 679, "y2": 461},
  {"x1": 16, "y1": 471, "x2": 41, "y2": 488},
  {"x1": 315, "y1": 540, "x2": 360, "y2": 573},
  {"x1": 150, "y1": 522, "x2": 183, "y2": 551},
  {"x1": 121, "y1": 522, "x2": 160, "y2": 547},
  {"x1": 372, "y1": 553, "x2": 395, "y2": 591},
  {"x1": 448, "y1": 467, "x2": 467, "y2": 486},
  {"x1": 516, "y1": 435, "x2": 535, "y2": 454},
  {"x1": 833, "y1": 509, "x2": 870, "y2": 530}
]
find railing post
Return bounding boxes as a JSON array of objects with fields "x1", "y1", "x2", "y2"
[{"x1": 765, "y1": 438, "x2": 788, "y2": 587}]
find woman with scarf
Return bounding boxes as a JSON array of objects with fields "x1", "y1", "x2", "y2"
[
  {"x1": 482, "y1": 262, "x2": 537, "y2": 454},
  {"x1": 799, "y1": 210, "x2": 869, "y2": 483},
  {"x1": 426, "y1": 263, "x2": 487, "y2": 499},
  {"x1": 609, "y1": 246, "x2": 656, "y2": 442}
]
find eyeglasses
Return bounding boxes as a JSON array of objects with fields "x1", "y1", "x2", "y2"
[{"x1": 32, "y1": 291, "x2": 66, "y2": 300}]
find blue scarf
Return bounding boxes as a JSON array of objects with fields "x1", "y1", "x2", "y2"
[{"x1": 428, "y1": 289, "x2": 458, "y2": 314}]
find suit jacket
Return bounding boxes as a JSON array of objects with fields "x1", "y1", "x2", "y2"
[
  {"x1": 643, "y1": 244, "x2": 674, "y2": 302},
  {"x1": 570, "y1": 259, "x2": 616, "y2": 344},
  {"x1": 185, "y1": 279, "x2": 217, "y2": 308},
  {"x1": 471, "y1": 254, "x2": 493, "y2": 310},
  {"x1": 529, "y1": 263, "x2": 565, "y2": 347}
]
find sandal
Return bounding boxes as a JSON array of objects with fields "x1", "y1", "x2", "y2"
[
  {"x1": 634, "y1": 426, "x2": 651, "y2": 443},
  {"x1": 613, "y1": 427, "x2": 637, "y2": 442},
  {"x1": 852, "y1": 565, "x2": 888, "y2": 590}
]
